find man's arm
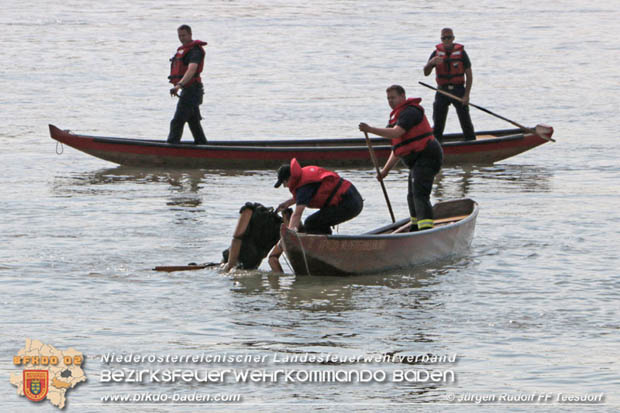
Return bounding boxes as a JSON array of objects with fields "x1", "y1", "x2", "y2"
[
  {"x1": 358, "y1": 123, "x2": 404, "y2": 179},
  {"x1": 378, "y1": 151, "x2": 400, "y2": 179},
  {"x1": 179, "y1": 62, "x2": 198, "y2": 85},
  {"x1": 460, "y1": 49, "x2": 472, "y2": 105},
  {"x1": 424, "y1": 51, "x2": 441, "y2": 76},
  {"x1": 170, "y1": 63, "x2": 198, "y2": 96},
  {"x1": 463, "y1": 67, "x2": 472, "y2": 105},
  {"x1": 359, "y1": 123, "x2": 406, "y2": 140},
  {"x1": 288, "y1": 204, "x2": 306, "y2": 230},
  {"x1": 359, "y1": 104, "x2": 422, "y2": 140},
  {"x1": 276, "y1": 197, "x2": 295, "y2": 213},
  {"x1": 268, "y1": 242, "x2": 284, "y2": 273},
  {"x1": 267, "y1": 210, "x2": 291, "y2": 273}
]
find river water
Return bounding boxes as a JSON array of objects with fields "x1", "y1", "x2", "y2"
[{"x1": 1, "y1": 1, "x2": 619, "y2": 412}]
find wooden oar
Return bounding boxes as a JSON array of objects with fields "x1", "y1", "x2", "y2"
[
  {"x1": 363, "y1": 131, "x2": 395, "y2": 223},
  {"x1": 418, "y1": 81, "x2": 555, "y2": 142},
  {"x1": 153, "y1": 262, "x2": 220, "y2": 272}
]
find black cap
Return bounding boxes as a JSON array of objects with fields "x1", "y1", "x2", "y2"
[{"x1": 274, "y1": 164, "x2": 291, "y2": 188}]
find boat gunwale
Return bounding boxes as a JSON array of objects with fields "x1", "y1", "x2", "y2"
[
  {"x1": 283, "y1": 200, "x2": 479, "y2": 241},
  {"x1": 50, "y1": 124, "x2": 531, "y2": 151},
  {"x1": 90, "y1": 134, "x2": 526, "y2": 151},
  {"x1": 88, "y1": 137, "x2": 526, "y2": 152}
]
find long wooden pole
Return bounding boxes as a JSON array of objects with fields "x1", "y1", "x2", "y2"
[
  {"x1": 153, "y1": 263, "x2": 219, "y2": 272},
  {"x1": 363, "y1": 131, "x2": 395, "y2": 223},
  {"x1": 418, "y1": 81, "x2": 555, "y2": 142}
]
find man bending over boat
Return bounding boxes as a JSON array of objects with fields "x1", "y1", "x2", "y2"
[
  {"x1": 268, "y1": 158, "x2": 364, "y2": 272},
  {"x1": 359, "y1": 85, "x2": 443, "y2": 231},
  {"x1": 167, "y1": 24, "x2": 208, "y2": 144}
]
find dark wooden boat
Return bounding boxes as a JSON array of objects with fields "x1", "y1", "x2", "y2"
[
  {"x1": 49, "y1": 124, "x2": 553, "y2": 169},
  {"x1": 280, "y1": 198, "x2": 478, "y2": 276}
]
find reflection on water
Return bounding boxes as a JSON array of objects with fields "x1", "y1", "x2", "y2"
[
  {"x1": 51, "y1": 165, "x2": 265, "y2": 189},
  {"x1": 434, "y1": 167, "x2": 475, "y2": 200},
  {"x1": 433, "y1": 164, "x2": 553, "y2": 199},
  {"x1": 50, "y1": 166, "x2": 271, "y2": 213},
  {"x1": 48, "y1": 163, "x2": 554, "y2": 220},
  {"x1": 474, "y1": 164, "x2": 553, "y2": 193},
  {"x1": 51, "y1": 166, "x2": 207, "y2": 189},
  {"x1": 228, "y1": 255, "x2": 473, "y2": 314}
]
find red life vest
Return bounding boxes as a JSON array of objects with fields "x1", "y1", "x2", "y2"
[
  {"x1": 435, "y1": 43, "x2": 465, "y2": 86},
  {"x1": 287, "y1": 158, "x2": 351, "y2": 208},
  {"x1": 388, "y1": 98, "x2": 435, "y2": 156},
  {"x1": 169, "y1": 40, "x2": 207, "y2": 86}
]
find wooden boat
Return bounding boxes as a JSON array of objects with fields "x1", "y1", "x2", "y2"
[
  {"x1": 280, "y1": 198, "x2": 478, "y2": 276},
  {"x1": 49, "y1": 124, "x2": 553, "y2": 169}
]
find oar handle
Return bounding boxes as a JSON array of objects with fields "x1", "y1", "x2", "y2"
[
  {"x1": 418, "y1": 81, "x2": 555, "y2": 142},
  {"x1": 364, "y1": 131, "x2": 395, "y2": 223}
]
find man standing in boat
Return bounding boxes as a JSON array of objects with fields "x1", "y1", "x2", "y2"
[
  {"x1": 359, "y1": 85, "x2": 442, "y2": 231},
  {"x1": 167, "y1": 24, "x2": 208, "y2": 145},
  {"x1": 267, "y1": 158, "x2": 364, "y2": 272},
  {"x1": 423, "y1": 28, "x2": 475, "y2": 142}
]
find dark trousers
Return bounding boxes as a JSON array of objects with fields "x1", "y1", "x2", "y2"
[
  {"x1": 304, "y1": 185, "x2": 364, "y2": 235},
  {"x1": 168, "y1": 83, "x2": 207, "y2": 144},
  {"x1": 401, "y1": 139, "x2": 443, "y2": 221},
  {"x1": 433, "y1": 85, "x2": 475, "y2": 141}
]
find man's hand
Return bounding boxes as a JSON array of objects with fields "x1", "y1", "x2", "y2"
[
  {"x1": 376, "y1": 168, "x2": 388, "y2": 181},
  {"x1": 276, "y1": 200, "x2": 291, "y2": 213},
  {"x1": 359, "y1": 122, "x2": 371, "y2": 133},
  {"x1": 170, "y1": 84, "x2": 181, "y2": 97},
  {"x1": 430, "y1": 56, "x2": 443, "y2": 66}
]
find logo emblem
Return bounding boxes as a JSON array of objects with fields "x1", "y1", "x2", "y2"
[{"x1": 23, "y1": 370, "x2": 48, "y2": 402}]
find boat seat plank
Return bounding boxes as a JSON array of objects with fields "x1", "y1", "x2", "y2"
[{"x1": 390, "y1": 215, "x2": 470, "y2": 234}]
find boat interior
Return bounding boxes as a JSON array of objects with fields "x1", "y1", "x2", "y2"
[
  {"x1": 79, "y1": 128, "x2": 526, "y2": 147},
  {"x1": 194, "y1": 128, "x2": 526, "y2": 147},
  {"x1": 364, "y1": 198, "x2": 477, "y2": 235}
]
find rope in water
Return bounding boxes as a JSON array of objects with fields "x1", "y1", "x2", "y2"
[{"x1": 293, "y1": 231, "x2": 312, "y2": 276}]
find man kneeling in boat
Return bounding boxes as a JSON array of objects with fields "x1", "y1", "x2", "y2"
[
  {"x1": 359, "y1": 85, "x2": 443, "y2": 231},
  {"x1": 268, "y1": 158, "x2": 364, "y2": 272}
]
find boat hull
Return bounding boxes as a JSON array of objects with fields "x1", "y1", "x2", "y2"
[
  {"x1": 49, "y1": 124, "x2": 553, "y2": 169},
  {"x1": 280, "y1": 199, "x2": 478, "y2": 276}
]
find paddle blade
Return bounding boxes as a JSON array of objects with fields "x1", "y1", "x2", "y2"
[{"x1": 535, "y1": 124, "x2": 555, "y2": 142}]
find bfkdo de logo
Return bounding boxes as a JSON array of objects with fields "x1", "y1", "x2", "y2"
[
  {"x1": 23, "y1": 370, "x2": 49, "y2": 402},
  {"x1": 10, "y1": 339, "x2": 86, "y2": 409}
]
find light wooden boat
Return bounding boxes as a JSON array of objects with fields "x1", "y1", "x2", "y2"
[{"x1": 280, "y1": 198, "x2": 478, "y2": 276}]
